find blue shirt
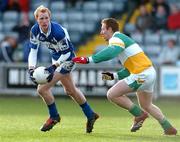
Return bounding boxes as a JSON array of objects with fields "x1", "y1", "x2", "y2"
[{"x1": 29, "y1": 21, "x2": 75, "y2": 62}]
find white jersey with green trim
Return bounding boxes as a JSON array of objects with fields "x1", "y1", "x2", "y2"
[{"x1": 109, "y1": 32, "x2": 152, "y2": 74}]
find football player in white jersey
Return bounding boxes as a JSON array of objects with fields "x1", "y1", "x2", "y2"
[
  {"x1": 72, "y1": 18, "x2": 177, "y2": 135},
  {"x1": 28, "y1": 5, "x2": 99, "y2": 133}
]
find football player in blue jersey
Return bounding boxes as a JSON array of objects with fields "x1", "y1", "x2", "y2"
[{"x1": 28, "y1": 5, "x2": 99, "y2": 133}]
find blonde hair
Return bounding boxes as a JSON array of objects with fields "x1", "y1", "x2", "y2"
[{"x1": 34, "y1": 5, "x2": 51, "y2": 20}]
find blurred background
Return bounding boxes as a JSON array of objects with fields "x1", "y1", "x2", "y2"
[{"x1": 0, "y1": 0, "x2": 180, "y2": 98}]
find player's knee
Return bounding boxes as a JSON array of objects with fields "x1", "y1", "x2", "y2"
[
  {"x1": 64, "y1": 88, "x2": 76, "y2": 97},
  {"x1": 141, "y1": 104, "x2": 151, "y2": 112},
  {"x1": 107, "y1": 89, "x2": 114, "y2": 101},
  {"x1": 65, "y1": 91, "x2": 73, "y2": 96},
  {"x1": 37, "y1": 87, "x2": 44, "y2": 96},
  {"x1": 37, "y1": 86, "x2": 48, "y2": 96}
]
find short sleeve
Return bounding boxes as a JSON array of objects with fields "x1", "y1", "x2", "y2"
[{"x1": 109, "y1": 37, "x2": 125, "y2": 49}]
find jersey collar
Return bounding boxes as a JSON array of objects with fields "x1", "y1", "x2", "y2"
[
  {"x1": 112, "y1": 31, "x2": 120, "y2": 37},
  {"x1": 39, "y1": 22, "x2": 51, "y2": 37},
  {"x1": 108, "y1": 31, "x2": 120, "y2": 42}
]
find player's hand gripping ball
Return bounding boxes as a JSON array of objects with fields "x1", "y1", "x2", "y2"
[{"x1": 33, "y1": 66, "x2": 50, "y2": 84}]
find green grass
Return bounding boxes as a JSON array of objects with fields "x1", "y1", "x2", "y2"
[{"x1": 0, "y1": 97, "x2": 179, "y2": 142}]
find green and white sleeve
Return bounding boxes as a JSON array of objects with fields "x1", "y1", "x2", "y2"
[
  {"x1": 113, "y1": 68, "x2": 130, "y2": 80},
  {"x1": 88, "y1": 45, "x2": 123, "y2": 63},
  {"x1": 88, "y1": 36, "x2": 125, "y2": 63}
]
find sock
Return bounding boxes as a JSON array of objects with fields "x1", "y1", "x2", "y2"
[
  {"x1": 129, "y1": 104, "x2": 143, "y2": 117},
  {"x1": 159, "y1": 117, "x2": 172, "y2": 130},
  {"x1": 48, "y1": 102, "x2": 59, "y2": 118},
  {"x1": 80, "y1": 102, "x2": 94, "y2": 120}
]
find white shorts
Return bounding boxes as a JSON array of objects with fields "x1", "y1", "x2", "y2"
[{"x1": 124, "y1": 66, "x2": 156, "y2": 92}]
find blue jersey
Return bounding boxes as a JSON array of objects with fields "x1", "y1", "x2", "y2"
[
  {"x1": 30, "y1": 21, "x2": 75, "y2": 61},
  {"x1": 29, "y1": 21, "x2": 75, "y2": 74}
]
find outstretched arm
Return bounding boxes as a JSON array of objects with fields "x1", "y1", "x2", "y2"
[{"x1": 72, "y1": 45, "x2": 123, "y2": 64}]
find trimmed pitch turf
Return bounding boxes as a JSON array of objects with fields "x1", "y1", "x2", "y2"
[{"x1": 0, "y1": 96, "x2": 179, "y2": 142}]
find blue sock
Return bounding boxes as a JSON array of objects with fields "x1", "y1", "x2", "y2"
[
  {"x1": 48, "y1": 102, "x2": 59, "y2": 118},
  {"x1": 80, "y1": 102, "x2": 94, "y2": 120}
]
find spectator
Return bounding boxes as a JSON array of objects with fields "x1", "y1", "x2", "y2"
[
  {"x1": 152, "y1": 5, "x2": 168, "y2": 31},
  {"x1": 12, "y1": 13, "x2": 32, "y2": 43},
  {"x1": 123, "y1": 1, "x2": 152, "y2": 34},
  {"x1": 18, "y1": 0, "x2": 29, "y2": 13},
  {"x1": 7, "y1": 0, "x2": 21, "y2": 12},
  {"x1": 5, "y1": 0, "x2": 29, "y2": 13},
  {"x1": 12, "y1": 12, "x2": 33, "y2": 62},
  {"x1": 152, "y1": 0, "x2": 170, "y2": 17},
  {"x1": 135, "y1": 4, "x2": 153, "y2": 33},
  {"x1": 167, "y1": 4, "x2": 180, "y2": 30},
  {"x1": 123, "y1": 0, "x2": 142, "y2": 31},
  {"x1": 158, "y1": 39, "x2": 179, "y2": 65},
  {"x1": 0, "y1": 36, "x2": 17, "y2": 62}
]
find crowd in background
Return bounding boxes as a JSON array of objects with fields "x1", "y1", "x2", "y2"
[
  {"x1": 0, "y1": 0, "x2": 180, "y2": 66},
  {"x1": 123, "y1": 0, "x2": 180, "y2": 65},
  {"x1": 124, "y1": 0, "x2": 180, "y2": 33}
]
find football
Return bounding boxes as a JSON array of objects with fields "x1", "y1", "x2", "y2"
[{"x1": 33, "y1": 66, "x2": 50, "y2": 84}]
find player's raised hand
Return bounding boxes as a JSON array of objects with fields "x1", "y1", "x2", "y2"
[
  {"x1": 72, "y1": 57, "x2": 89, "y2": 64},
  {"x1": 102, "y1": 72, "x2": 114, "y2": 80}
]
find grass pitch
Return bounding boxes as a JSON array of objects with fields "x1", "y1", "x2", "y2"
[{"x1": 0, "y1": 96, "x2": 179, "y2": 142}]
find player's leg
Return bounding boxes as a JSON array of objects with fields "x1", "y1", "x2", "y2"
[
  {"x1": 37, "y1": 72, "x2": 62, "y2": 132},
  {"x1": 59, "y1": 73, "x2": 99, "y2": 133},
  {"x1": 58, "y1": 73, "x2": 86, "y2": 103},
  {"x1": 137, "y1": 91, "x2": 177, "y2": 135},
  {"x1": 107, "y1": 80, "x2": 134, "y2": 109},
  {"x1": 107, "y1": 80, "x2": 148, "y2": 132}
]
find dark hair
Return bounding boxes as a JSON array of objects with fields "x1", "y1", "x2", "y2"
[
  {"x1": 168, "y1": 39, "x2": 176, "y2": 45},
  {"x1": 101, "y1": 18, "x2": 119, "y2": 32}
]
